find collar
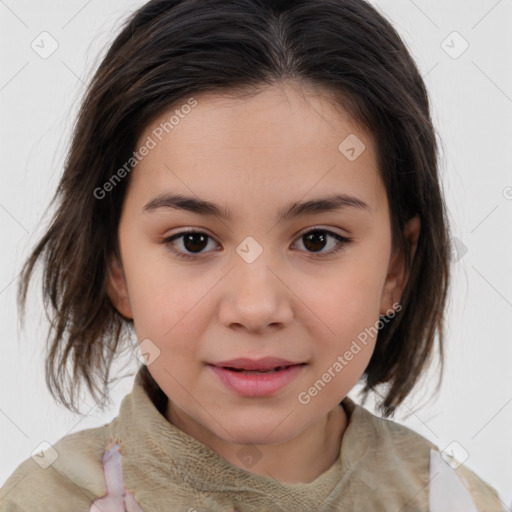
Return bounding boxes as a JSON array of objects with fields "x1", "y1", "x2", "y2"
[{"x1": 111, "y1": 367, "x2": 429, "y2": 510}]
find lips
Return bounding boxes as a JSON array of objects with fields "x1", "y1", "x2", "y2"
[
  {"x1": 210, "y1": 357, "x2": 305, "y2": 372},
  {"x1": 208, "y1": 361, "x2": 306, "y2": 397},
  {"x1": 224, "y1": 366, "x2": 293, "y2": 374}
]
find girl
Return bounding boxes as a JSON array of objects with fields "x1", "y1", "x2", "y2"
[{"x1": 0, "y1": 0, "x2": 506, "y2": 510}]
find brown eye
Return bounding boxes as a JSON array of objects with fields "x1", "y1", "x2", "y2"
[
  {"x1": 302, "y1": 231, "x2": 328, "y2": 252},
  {"x1": 181, "y1": 232, "x2": 209, "y2": 253},
  {"x1": 163, "y1": 230, "x2": 219, "y2": 260},
  {"x1": 293, "y1": 229, "x2": 352, "y2": 257}
]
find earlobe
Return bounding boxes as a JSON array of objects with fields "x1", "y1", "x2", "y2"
[
  {"x1": 106, "y1": 254, "x2": 133, "y2": 319},
  {"x1": 380, "y1": 215, "x2": 421, "y2": 314}
]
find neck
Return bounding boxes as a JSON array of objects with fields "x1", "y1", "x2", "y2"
[{"x1": 166, "y1": 400, "x2": 348, "y2": 484}]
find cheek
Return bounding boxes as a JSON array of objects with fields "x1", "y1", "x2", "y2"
[
  {"x1": 127, "y1": 271, "x2": 212, "y2": 364},
  {"x1": 131, "y1": 283, "x2": 201, "y2": 338},
  {"x1": 303, "y1": 264, "x2": 383, "y2": 328},
  {"x1": 296, "y1": 263, "x2": 383, "y2": 382},
  {"x1": 121, "y1": 240, "x2": 185, "y2": 325}
]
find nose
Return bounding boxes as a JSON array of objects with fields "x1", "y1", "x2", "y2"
[{"x1": 217, "y1": 254, "x2": 294, "y2": 333}]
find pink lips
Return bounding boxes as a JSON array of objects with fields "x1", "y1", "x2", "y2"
[
  {"x1": 211, "y1": 357, "x2": 304, "y2": 371},
  {"x1": 208, "y1": 357, "x2": 306, "y2": 397}
]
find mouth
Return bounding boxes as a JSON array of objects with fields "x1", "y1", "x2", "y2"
[
  {"x1": 209, "y1": 356, "x2": 307, "y2": 372},
  {"x1": 218, "y1": 364, "x2": 305, "y2": 374},
  {"x1": 207, "y1": 361, "x2": 307, "y2": 397}
]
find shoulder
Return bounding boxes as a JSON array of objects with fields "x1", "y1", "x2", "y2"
[
  {"x1": 342, "y1": 397, "x2": 505, "y2": 511},
  {"x1": 0, "y1": 422, "x2": 115, "y2": 512},
  {"x1": 380, "y1": 414, "x2": 505, "y2": 510},
  {"x1": 429, "y1": 448, "x2": 505, "y2": 512}
]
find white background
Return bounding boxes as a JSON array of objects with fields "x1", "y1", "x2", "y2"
[{"x1": 1, "y1": 0, "x2": 511, "y2": 508}]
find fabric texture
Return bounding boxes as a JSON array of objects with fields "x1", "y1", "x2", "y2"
[
  {"x1": 429, "y1": 449, "x2": 479, "y2": 512},
  {"x1": 0, "y1": 367, "x2": 505, "y2": 511}
]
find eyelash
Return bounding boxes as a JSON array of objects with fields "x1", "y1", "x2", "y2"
[{"x1": 161, "y1": 228, "x2": 352, "y2": 261}]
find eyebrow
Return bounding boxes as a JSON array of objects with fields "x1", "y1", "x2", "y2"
[{"x1": 142, "y1": 192, "x2": 370, "y2": 222}]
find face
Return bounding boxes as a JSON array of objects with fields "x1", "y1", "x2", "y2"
[{"x1": 107, "y1": 81, "x2": 418, "y2": 447}]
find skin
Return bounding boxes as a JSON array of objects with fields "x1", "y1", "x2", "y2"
[{"x1": 106, "y1": 80, "x2": 420, "y2": 484}]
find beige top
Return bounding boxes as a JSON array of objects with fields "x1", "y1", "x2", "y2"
[{"x1": 0, "y1": 368, "x2": 505, "y2": 511}]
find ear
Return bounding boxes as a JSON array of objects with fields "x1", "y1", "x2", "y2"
[
  {"x1": 106, "y1": 253, "x2": 133, "y2": 319},
  {"x1": 379, "y1": 215, "x2": 420, "y2": 314}
]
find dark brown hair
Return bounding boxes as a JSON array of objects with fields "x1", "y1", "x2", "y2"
[{"x1": 17, "y1": 0, "x2": 451, "y2": 417}]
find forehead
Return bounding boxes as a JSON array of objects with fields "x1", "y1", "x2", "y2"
[{"x1": 126, "y1": 82, "x2": 386, "y2": 218}]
